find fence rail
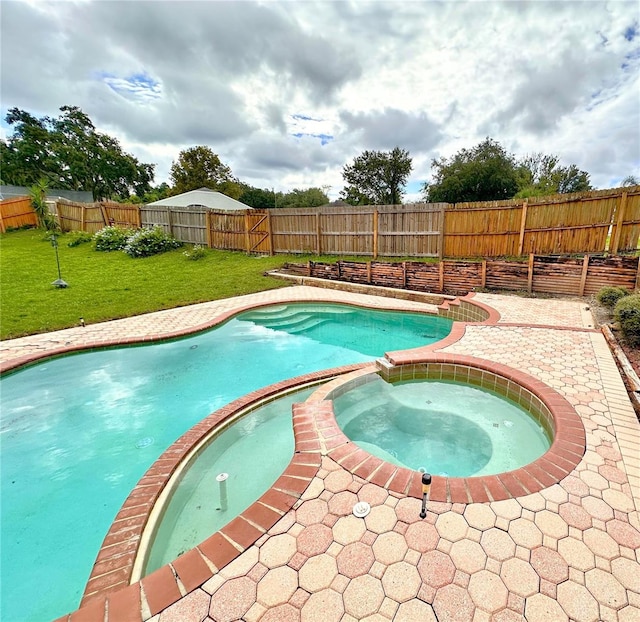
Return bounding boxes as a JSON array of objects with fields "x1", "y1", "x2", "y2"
[
  {"x1": 291, "y1": 254, "x2": 640, "y2": 297},
  {"x1": 2, "y1": 186, "x2": 640, "y2": 260}
]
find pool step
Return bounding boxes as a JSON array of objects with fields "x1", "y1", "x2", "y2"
[{"x1": 241, "y1": 307, "x2": 355, "y2": 334}]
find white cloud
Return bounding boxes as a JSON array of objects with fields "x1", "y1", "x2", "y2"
[{"x1": 1, "y1": 0, "x2": 638, "y2": 201}]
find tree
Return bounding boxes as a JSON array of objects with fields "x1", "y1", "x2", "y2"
[
  {"x1": 1, "y1": 106, "x2": 155, "y2": 200},
  {"x1": 340, "y1": 147, "x2": 412, "y2": 205},
  {"x1": 622, "y1": 175, "x2": 639, "y2": 187},
  {"x1": 239, "y1": 186, "x2": 276, "y2": 209},
  {"x1": 169, "y1": 146, "x2": 235, "y2": 195},
  {"x1": 278, "y1": 187, "x2": 329, "y2": 208},
  {"x1": 515, "y1": 153, "x2": 592, "y2": 197},
  {"x1": 424, "y1": 138, "x2": 519, "y2": 203}
]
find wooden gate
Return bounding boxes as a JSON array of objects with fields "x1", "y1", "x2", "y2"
[{"x1": 245, "y1": 210, "x2": 272, "y2": 254}]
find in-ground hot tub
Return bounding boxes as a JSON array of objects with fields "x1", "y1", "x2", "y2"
[{"x1": 331, "y1": 373, "x2": 551, "y2": 478}]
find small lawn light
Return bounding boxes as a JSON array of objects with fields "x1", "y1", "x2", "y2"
[
  {"x1": 49, "y1": 232, "x2": 68, "y2": 288},
  {"x1": 419, "y1": 472, "x2": 432, "y2": 519}
]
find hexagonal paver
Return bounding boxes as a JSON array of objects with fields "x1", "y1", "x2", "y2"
[
  {"x1": 301, "y1": 588, "x2": 344, "y2": 622},
  {"x1": 534, "y1": 510, "x2": 569, "y2": 540},
  {"x1": 449, "y1": 540, "x2": 487, "y2": 575},
  {"x1": 327, "y1": 490, "x2": 358, "y2": 516},
  {"x1": 259, "y1": 603, "x2": 300, "y2": 622},
  {"x1": 490, "y1": 498, "x2": 522, "y2": 521},
  {"x1": 530, "y1": 546, "x2": 569, "y2": 583},
  {"x1": 381, "y1": 561, "x2": 421, "y2": 603},
  {"x1": 583, "y1": 528, "x2": 620, "y2": 560},
  {"x1": 324, "y1": 469, "x2": 353, "y2": 493},
  {"x1": 582, "y1": 496, "x2": 615, "y2": 521},
  {"x1": 557, "y1": 536, "x2": 596, "y2": 572},
  {"x1": 432, "y1": 583, "x2": 475, "y2": 622},
  {"x1": 418, "y1": 549, "x2": 456, "y2": 589},
  {"x1": 332, "y1": 514, "x2": 366, "y2": 545},
  {"x1": 501, "y1": 557, "x2": 540, "y2": 597},
  {"x1": 508, "y1": 517, "x2": 543, "y2": 548},
  {"x1": 540, "y1": 484, "x2": 569, "y2": 505},
  {"x1": 364, "y1": 504, "x2": 397, "y2": 534},
  {"x1": 394, "y1": 599, "x2": 437, "y2": 622},
  {"x1": 394, "y1": 497, "x2": 423, "y2": 524},
  {"x1": 299, "y1": 554, "x2": 338, "y2": 593},
  {"x1": 336, "y1": 541, "x2": 375, "y2": 578},
  {"x1": 468, "y1": 570, "x2": 508, "y2": 613},
  {"x1": 517, "y1": 492, "x2": 547, "y2": 512},
  {"x1": 463, "y1": 504, "x2": 496, "y2": 530},
  {"x1": 259, "y1": 533, "x2": 297, "y2": 568},
  {"x1": 358, "y1": 483, "x2": 388, "y2": 506},
  {"x1": 602, "y1": 489, "x2": 635, "y2": 513},
  {"x1": 480, "y1": 529, "x2": 516, "y2": 561},
  {"x1": 405, "y1": 521, "x2": 439, "y2": 553},
  {"x1": 219, "y1": 547, "x2": 259, "y2": 579},
  {"x1": 611, "y1": 556, "x2": 640, "y2": 590},
  {"x1": 556, "y1": 581, "x2": 600, "y2": 622},
  {"x1": 558, "y1": 502, "x2": 592, "y2": 530},
  {"x1": 257, "y1": 566, "x2": 298, "y2": 607},
  {"x1": 606, "y1": 519, "x2": 640, "y2": 548},
  {"x1": 585, "y1": 568, "x2": 628, "y2": 610},
  {"x1": 296, "y1": 499, "x2": 329, "y2": 526},
  {"x1": 161, "y1": 589, "x2": 210, "y2": 622},
  {"x1": 297, "y1": 524, "x2": 333, "y2": 557},
  {"x1": 208, "y1": 576, "x2": 256, "y2": 622},
  {"x1": 372, "y1": 531, "x2": 408, "y2": 565},
  {"x1": 343, "y1": 574, "x2": 385, "y2": 619},
  {"x1": 435, "y1": 512, "x2": 468, "y2": 542},
  {"x1": 524, "y1": 593, "x2": 569, "y2": 621}
]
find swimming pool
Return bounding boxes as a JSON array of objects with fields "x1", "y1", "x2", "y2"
[
  {"x1": 333, "y1": 375, "x2": 551, "y2": 477},
  {"x1": 0, "y1": 302, "x2": 452, "y2": 621}
]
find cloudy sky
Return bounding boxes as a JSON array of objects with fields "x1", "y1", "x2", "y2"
[{"x1": 1, "y1": 0, "x2": 639, "y2": 201}]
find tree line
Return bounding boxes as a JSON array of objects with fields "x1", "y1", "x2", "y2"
[{"x1": 3, "y1": 105, "x2": 633, "y2": 208}]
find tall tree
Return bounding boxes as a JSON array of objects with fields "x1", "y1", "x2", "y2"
[
  {"x1": 169, "y1": 146, "x2": 236, "y2": 195},
  {"x1": 340, "y1": 147, "x2": 412, "y2": 205},
  {"x1": 239, "y1": 186, "x2": 276, "y2": 209},
  {"x1": 1, "y1": 106, "x2": 154, "y2": 200},
  {"x1": 516, "y1": 153, "x2": 592, "y2": 197},
  {"x1": 278, "y1": 187, "x2": 329, "y2": 208},
  {"x1": 424, "y1": 138, "x2": 519, "y2": 203}
]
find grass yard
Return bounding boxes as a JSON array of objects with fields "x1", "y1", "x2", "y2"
[{"x1": 0, "y1": 229, "x2": 339, "y2": 339}]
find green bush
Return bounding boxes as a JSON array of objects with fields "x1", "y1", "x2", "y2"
[
  {"x1": 123, "y1": 226, "x2": 182, "y2": 258},
  {"x1": 614, "y1": 294, "x2": 640, "y2": 347},
  {"x1": 94, "y1": 226, "x2": 134, "y2": 251},
  {"x1": 67, "y1": 231, "x2": 94, "y2": 247},
  {"x1": 183, "y1": 244, "x2": 207, "y2": 261},
  {"x1": 596, "y1": 286, "x2": 630, "y2": 308}
]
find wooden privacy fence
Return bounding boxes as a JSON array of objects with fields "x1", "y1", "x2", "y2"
[
  {"x1": 0, "y1": 196, "x2": 38, "y2": 232},
  {"x1": 56, "y1": 200, "x2": 141, "y2": 233},
  {"x1": 289, "y1": 254, "x2": 639, "y2": 297}
]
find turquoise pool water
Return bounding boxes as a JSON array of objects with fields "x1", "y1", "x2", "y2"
[
  {"x1": 333, "y1": 375, "x2": 550, "y2": 477},
  {"x1": 0, "y1": 303, "x2": 451, "y2": 621},
  {"x1": 142, "y1": 386, "x2": 315, "y2": 576}
]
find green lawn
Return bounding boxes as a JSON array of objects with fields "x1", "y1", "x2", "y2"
[{"x1": 0, "y1": 229, "x2": 335, "y2": 339}]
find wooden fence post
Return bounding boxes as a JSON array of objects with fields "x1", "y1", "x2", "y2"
[
  {"x1": 527, "y1": 253, "x2": 535, "y2": 293},
  {"x1": 438, "y1": 205, "x2": 446, "y2": 260},
  {"x1": 579, "y1": 255, "x2": 590, "y2": 296},
  {"x1": 610, "y1": 191, "x2": 627, "y2": 254},
  {"x1": 402, "y1": 261, "x2": 407, "y2": 288},
  {"x1": 439, "y1": 261, "x2": 445, "y2": 292},
  {"x1": 137, "y1": 206, "x2": 142, "y2": 228},
  {"x1": 373, "y1": 209, "x2": 379, "y2": 259},
  {"x1": 205, "y1": 210, "x2": 213, "y2": 248},
  {"x1": 267, "y1": 210, "x2": 274, "y2": 255},
  {"x1": 481, "y1": 260, "x2": 487, "y2": 288},
  {"x1": 244, "y1": 212, "x2": 251, "y2": 253},
  {"x1": 0, "y1": 205, "x2": 5, "y2": 234},
  {"x1": 316, "y1": 211, "x2": 322, "y2": 255},
  {"x1": 518, "y1": 200, "x2": 528, "y2": 256},
  {"x1": 367, "y1": 261, "x2": 372, "y2": 283},
  {"x1": 81, "y1": 203, "x2": 86, "y2": 232},
  {"x1": 167, "y1": 208, "x2": 174, "y2": 237}
]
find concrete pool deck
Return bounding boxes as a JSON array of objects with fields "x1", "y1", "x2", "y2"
[{"x1": 2, "y1": 286, "x2": 639, "y2": 622}]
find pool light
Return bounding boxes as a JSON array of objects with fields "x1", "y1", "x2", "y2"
[{"x1": 419, "y1": 472, "x2": 432, "y2": 519}]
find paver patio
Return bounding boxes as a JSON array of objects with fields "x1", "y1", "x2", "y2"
[{"x1": 1, "y1": 285, "x2": 639, "y2": 622}]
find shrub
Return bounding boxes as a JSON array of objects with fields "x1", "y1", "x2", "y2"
[
  {"x1": 614, "y1": 294, "x2": 640, "y2": 347},
  {"x1": 596, "y1": 286, "x2": 630, "y2": 308},
  {"x1": 123, "y1": 226, "x2": 182, "y2": 258},
  {"x1": 67, "y1": 231, "x2": 94, "y2": 247},
  {"x1": 183, "y1": 244, "x2": 207, "y2": 261},
  {"x1": 94, "y1": 226, "x2": 134, "y2": 251}
]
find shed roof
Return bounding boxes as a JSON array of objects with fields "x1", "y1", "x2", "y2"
[{"x1": 148, "y1": 188, "x2": 251, "y2": 211}]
